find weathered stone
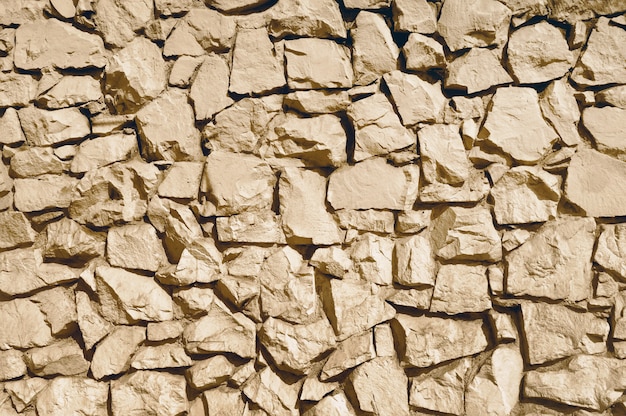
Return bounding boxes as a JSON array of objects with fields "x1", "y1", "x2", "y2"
[
  {"x1": 0, "y1": 298, "x2": 52, "y2": 349},
  {"x1": 348, "y1": 357, "x2": 409, "y2": 416},
  {"x1": 9, "y1": 147, "x2": 63, "y2": 179},
  {"x1": 44, "y1": 218, "x2": 104, "y2": 262},
  {"x1": 158, "y1": 238, "x2": 223, "y2": 286},
  {"x1": 242, "y1": 365, "x2": 301, "y2": 416},
  {"x1": 30, "y1": 287, "x2": 76, "y2": 338},
  {"x1": 136, "y1": 88, "x2": 201, "y2": 161},
  {"x1": 147, "y1": 321, "x2": 183, "y2": 342},
  {"x1": 131, "y1": 344, "x2": 192, "y2": 370},
  {"x1": 90, "y1": 114, "x2": 134, "y2": 136},
  {"x1": 310, "y1": 246, "x2": 352, "y2": 278},
  {"x1": 595, "y1": 224, "x2": 626, "y2": 280},
  {"x1": 186, "y1": 355, "x2": 235, "y2": 390},
  {"x1": 392, "y1": 314, "x2": 489, "y2": 367},
  {"x1": 107, "y1": 223, "x2": 166, "y2": 272},
  {"x1": 203, "y1": 386, "x2": 246, "y2": 415},
  {"x1": 597, "y1": 85, "x2": 626, "y2": 109},
  {"x1": 409, "y1": 357, "x2": 471, "y2": 415},
  {"x1": 71, "y1": 134, "x2": 138, "y2": 174},
  {"x1": 106, "y1": 37, "x2": 167, "y2": 114},
  {"x1": 0, "y1": 73, "x2": 38, "y2": 109},
  {"x1": 216, "y1": 212, "x2": 286, "y2": 244},
  {"x1": 0, "y1": 212, "x2": 35, "y2": 250},
  {"x1": 190, "y1": 55, "x2": 234, "y2": 121},
  {"x1": 437, "y1": 0, "x2": 512, "y2": 52},
  {"x1": 93, "y1": 0, "x2": 152, "y2": 48},
  {"x1": 489, "y1": 310, "x2": 518, "y2": 343},
  {"x1": 284, "y1": 38, "x2": 352, "y2": 90},
  {"x1": 445, "y1": 47, "x2": 513, "y2": 94},
  {"x1": 37, "y1": 76, "x2": 102, "y2": 110},
  {"x1": 268, "y1": 0, "x2": 346, "y2": 39},
  {"x1": 521, "y1": 302, "x2": 609, "y2": 365},
  {"x1": 91, "y1": 326, "x2": 146, "y2": 379},
  {"x1": 321, "y1": 330, "x2": 375, "y2": 380},
  {"x1": 430, "y1": 264, "x2": 491, "y2": 314},
  {"x1": 181, "y1": 9, "x2": 236, "y2": 52},
  {"x1": 4, "y1": 377, "x2": 48, "y2": 412},
  {"x1": 392, "y1": 0, "x2": 437, "y2": 33},
  {"x1": 383, "y1": 71, "x2": 446, "y2": 125},
  {"x1": 0, "y1": 349, "x2": 26, "y2": 381},
  {"x1": 402, "y1": 33, "x2": 445, "y2": 72},
  {"x1": 303, "y1": 390, "x2": 357, "y2": 416},
  {"x1": 229, "y1": 28, "x2": 286, "y2": 95},
  {"x1": 36, "y1": 377, "x2": 109, "y2": 416},
  {"x1": 206, "y1": 0, "x2": 271, "y2": 12},
  {"x1": 351, "y1": 12, "x2": 399, "y2": 86},
  {"x1": 111, "y1": 371, "x2": 188, "y2": 416},
  {"x1": 420, "y1": 168, "x2": 491, "y2": 202},
  {"x1": 479, "y1": 87, "x2": 558, "y2": 163},
  {"x1": 75, "y1": 291, "x2": 112, "y2": 350},
  {"x1": 419, "y1": 124, "x2": 470, "y2": 186},
  {"x1": 0, "y1": 108, "x2": 26, "y2": 145},
  {"x1": 539, "y1": 78, "x2": 581, "y2": 146},
  {"x1": 14, "y1": 19, "x2": 106, "y2": 70},
  {"x1": 491, "y1": 166, "x2": 561, "y2": 225},
  {"x1": 284, "y1": 90, "x2": 350, "y2": 114},
  {"x1": 19, "y1": 107, "x2": 90, "y2": 147},
  {"x1": 173, "y1": 286, "x2": 215, "y2": 316},
  {"x1": 0, "y1": 0, "x2": 46, "y2": 25},
  {"x1": 508, "y1": 21, "x2": 574, "y2": 84},
  {"x1": 162, "y1": 21, "x2": 205, "y2": 57},
  {"x1": 327, "y1": 158, "x2": 419, "y2": 210},
  {"x1": 583, "y1": 107, "x2": 626, "y2": 159},
  {"x1": 337, "y1": 210, "x2": 395, "y2": 234},
  {"x1": 25, "y1": 339, "x2": 89, "y2": 377},
  {"x1": 158, "y1": 162, "x2": 204, "y2": 200},
  {"x1": 524, "y1": 355, "x2": 626, "y2": 411},
  {"x1": 169, "y1": 56, "x2": 203, "y2": 88},
  {"x1": 397, "y1": 210, "x2": 431, "y2": 234},
  {"x1": 393, "y1": 233, "x2": 436, "y2": 288},
  {"x1": 155, "y1": 0, "x2": 191, "y2": 15},
  {"x1": 350, "y1": 233, "x2": 394, "y2": 285}
]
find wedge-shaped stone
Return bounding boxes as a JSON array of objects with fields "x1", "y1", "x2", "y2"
[
  {"x1": 479, "y1": 87, "x2": 557, "y2": 163},
  {"x1": 393, "y1": 233, "x2": 436, "y2": 287},
  {"x1": 303, "y1": 390, "x2": 357, "y2": 416},
  {"x1": 203, "y1": 387, "x2": 246, "y2": 415},
  {"x1": 351, "y1": 12, "x2": 399, "y2": 86},
  {"x1": 321, "y1": 330, "x2": 375, "y2": 380},
  {"x1": 0, "y1": 108, "x2": 26, "y2": 144},
  {"x1": 155, "y1": 0, "x2": 191, "y2": 15},
  {"x1": 242, "y1": 366, "x2": 302, "y2": 416},
  {"x1": 521, "y1": 302, "x2": 609, "y2": 365},
  {"x1": 94, "y1": 0, "x2": 153, "y2": 48},
  {"x1": 76, "y1": 292, "x2": 112, "y2": 351},
  {"x1": 310, "y1": 246, "x2": 352, "y2": 278},
  {"x1": 216, "y1": 212, "x2": 286, "y2": 244},
  {"x1": 25, "y1": 338, "x2": 89, "y2": 377},
  {"x1": 350, "y1": 233, "x2": 394, "y2": 285},
  {"x1": 403, "y1": 33, "x2": 445, "y2": 72},
  {"x1": 0, "y1": 73, "x2": 38, "y2": 108},
  {"x1": 36, "y1": 377, "x2": 109, "y2": 416},
  {"x1": 4, "y1": 377, "x2": 48, "y2": 413},
  {"x1": 419, "y1": 168, "x2": 490, "y2": 203},
  {"x1": 131, "y1": 344, "x2": 192, "y2": 370},
  {"x1": 437, "y1": 0, "x2": 511, "y2": 52},
  {"x1": 597, "y1": 85, "x2": 626, "y2": 109},
  {"x1": 10, "y1": 147, "x2": 65, "y2": 178},
  {"x1": 183, "y1": 301, "x2": 256, "y2": 358},
  {"x1": 204, "y1": 152, "x2": 276, "y2": 215},
  {"x1": 178, "y1": 8, "x2": 236, "y2": 52},
  {"x1": 107, "y1": 223, "x2": 167, "y2": 272},
  {"x1": 260, "y1": 317, "x2": 336, "y2": 375},
  {"x1": 43, "y1": 218, "x2": 104, "y2": 261},
  {"x1": 508, "y1": 21, "x2": 574, "y2": 84},
  {"x1": 186, "y1": 355, "x2": 235, "y2": 390},
  {"x1": 0, "y1": 298, "x2": 52, "y2": 349},
  {"x1": 285, "y1": 38, "x2": 353, "y2": 89},
  {"x1": 392, "y1": 0, "x2": 436, "y2": 33},
  {"x1": 491, "y1": 166, "x2": 561, "y2": 225},
  {"x1": 419, "y1": 124, "x2": 470, "y2": 186},
  {"x1": 0, "y1": 211, "x2": 36, "y2": 250},
  {"x1": 71, "y1": 134, "x2": 138, "y2": 173},
  {"x1": 409, "y1": 357, "x2": 471, "y2": 415},
  {"x1": 327, "y1": 158, "x2": 419, "y2": 210},
  {"x1": 507, "y1": 217, "x2": 595, "y2": 301},
  {"x1": 37, "y1": 75, "x2": 103, "y2": 109},
  {"x1": 0, "y1": 350, "x2": 26, "y2": 381},
  {"x1": 96, "y1": 266, "x2": 173, "y2": 323},
  {"x1": 0, "y1": 0, "x2": 46, "y2": 25},
  {"x1": 136, "y1": 88, "x2": 201, "y2": 161},
  {"x1": 190, "y1": 55, "x2": 233, "y2": 121},
  {"x1": 337, "y1": 209, "x2": 395, "y2": 233},
  {"x1": 348, "y1": 357, "x2": 409, "y2": 416},
  {"x1": 524, "y1": 355, "x2": 626, "y2": 411},
  {"x1": 14, "y1": 19, "x2": 106, "y2": 70},
  {"x1": 539, "y1": 78, "x2": 581, "y2": 146},
  {"x1": 430, "y1": 264, "x2": 491, "y2": 314},
  {"x1": 383, "y1": 71, "x2": 446, "y2": 125},
  {"x1": 595, "y1": 224, "x2": 626, "y2": 280},
  {"x1": 158, "y1": 162, "x2": 204, "y2": 199},
  {"x1": 229, "y1": 28, "x2": 286, "y2": 95},
  {"x1": 392, "y1": 314, "x2": 489, "y2": 367},
  {"x1": 445, "y1": 47, "x2": 513, "y2": 94},
  {"x1": 284, "y1": 90, "x2": 350, "y2": 114},
  {"x1": 583, "y1": 107, "x2": 626, "y2": 159},
  {"x1": 111, "y1": 371, "x2": 188, "y2": 416},
  {"x1": 268, "y1": 0, "x2": 346, "y2": 39},
  {"x1": 19, "y1": 107, "x2": 90, "y2": 147},
  {"x1": 31, "y1": 287, "x2": 76, "y2": 338}
]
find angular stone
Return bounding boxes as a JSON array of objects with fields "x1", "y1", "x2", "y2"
[
  {"x1": 91, "y1": 326, "x2": 145, "y2": 379},
  {"x1": 419, "y1": 168, "x2": 491, "y2": 203},
  {"x1": 36, "y1": 377, "x2": 109, "y2": 416},
  {"x1": 392, "y1": 0, "x2": 437, "y2": 33},
  {"x1": 162, "y1": 21, "x2": 205, "y2": 58},
  {"x1": 595, "y1": 224, "x2": 626, "y2": 280},
  {"x1": 393, "y1": 233, "x2": 436, "y2": 287},
  {"x1": 0, "y1": 298, "x2": 53, "y2": 349},
  {"x1": 303, "y1": 391, "x2": 357, "y2": 416},
  {"x1": 310, "y1": 246, "x2": 352, "y2": 278},
  {"x1": 328, "y1": 158, "x2": 418, "y2": 210},
  {"x1": 190, "y1": 54, "x2": 234, "y2": 121},
  {"x1": 430, "y1": 264, "x2": 491, "y2": 314},
  {"x1": 155, "y1": 0, "x2": 192, "y2": 15},
  {"x1": 508, "y1": 21, "x2": 574, "y2": 84},
  {"x1": 203, "y1": 387, "x2": 246, "y2": 415},
  {"x1": 262, "y1": 113, "x2": 347, "y2": 167},
  {"x1": 507, "y1": 217, "x2": 596, "y2": 301},
  {"x1": 94, "y1": 0, "x2": 153, "y2": 48},
  {"x1": 229, "y1": 28, "x2": 286, "y2": 95},
  {"x1": 14, "y1": 19, "x2": 106, "y2": 70},
  {"x1": 0, "y1": 212, "x2": 35, "y2": 250},
  {"x1": 169, "y1": 56, "x2": 203, "y2": 87},
  {"x1": 204, "y1": 152, "x2": 275, "y2": 215},
  {"x1": 583, "y1": 107, "x2": 626, "y2": 159},
  {"x1": 206, "y1": 0, "x2": 271, "y2": 12},
  {"x1": 96, "y1": 266, "x2": 173, "y2": 323},
  {"x1": 136, "y1": 88, "x2": 201, "y2": 161},
  {"x1": 216, "y1": 212, "x2": 286, "y2": 244},
  {"x1": 285, "y1": 38, "x2": 353, "y2": 90},
  {"x1": 521, "y1": 302, "x2": 609, "y2": 365},
  {"x1": 445, "y1": 47, "x2": 513, "y2": 94},
  {"x1": 539, "y1": 78, "x2": 581, "y2": 146},
  {"x1": 158, "y1": 162, "x2": 204, "y2": 200},
  {"x1": 392, "y1": 314, "x2": 489, "y2": 367},
  {"x1": 0, "y1": 350, "x2": 26, "y2": 381},
  {"x1": 491, "y1": 166, "x2": 561, "y2": 225},
  {"x1": 75, "y1": 291, "x2": 112, "y2": 350},
  {"x1": 19, "y1": 107, "x2": 90, "y2": 147},
  {"x1": 106, "y1": 37, "x2": 167, "y2": 114},
  {"x1": 90, "y1": 114, "x2": 134, "y2": 136},
  {"x1": 111, "y1": 371, "x2": 188, "y2": 416},
  {"x1": 337, "y1": 209, "x2": 395, "y2": 233},
  {"x1": 0, "y1": 73, "x2": 38, "y2": 109},
  {"x1": 107, "y1": 223, "x2": 167, "y2": 272},
  {"x1": 402, "y1": 33, "x2": 445, "y2": 72},
  {"x1": 597, "y1": 85, "x2": 626, "y2": 109},
  {"x1": 350, "y1": 233, "x2": 394, "y2": 285},
  {"x1": 351, "y1": 12, "x2": 399, "y2": 86},
  {"x1": 25, "y1": 339, "x2": 89, "y2": 377},
  {"x1": 186, "y1": 355, "x2": 235, "y2": 390},
  {"x1": 0, "y1": 108, "x2": 26, "y2": 145},
  {"x1": 396, "y1": 209, "x2": 430, "y2": 234},
  {"x1": 383, "y1": 71, "x2": 446, "y2": 125},
  {"x1": 321, "y1": 330, "x2": 375, "y2": 380},
  {"x1": 409, "y1": 357, "x2": 471, "y2": 415},
  {"x1": 0, "y1": 0, "x2": 46, "y2": 26},
  {"x1": 146, "y1": 321, "x2": 183, "y2": 342},
  {"x1": 438, "y1": 0, "x2": 511, "y2": 52},
  {"x1": 37, "y1": 76, "x2": 103, "y2": 110},
  {"x1": 479, "y1": 87, "x2": 557, "y2": 163},
  {"x1": 4, "y1": 377, "x2": 48, "y2": 413},
  {"x1": 180, "y1": 9, "x2": 236, "y2": 52},
  {"x1": 131, "y1": 344, "x2": 192, "y2": 370},
  {"x1": 348, "y1": 357, "x2": 409, "y2": 416},
  {"x1": 268, "y1": 0, "x2": 346, "y2": 39},
  {"x1": 524, "y1": 355, "x2": 626, "y2": 411},
  {"x1": 284, "y1": 90, "x2": 350, "y2": 114},
  {"x1": 173, "y1": 286, "x2": 215, "y2": 316},
  {"x1": 71, "y1": 134, "x2": 138, "y2": 173},
  {"x1": 419, "y1": 124, "x2": 470, "y2": 186},
  {"x1": 242, "y1": 366, "x2": 301, "y2": 416}
]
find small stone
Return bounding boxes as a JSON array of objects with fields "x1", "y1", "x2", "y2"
[
  {"x1": 206, "y1": 0, "x2": 271, "y2": 12},
  {"x1": 420, "y1": 168, "x2": 491, "y2": 202},
  {"x1": 373, "y1": 324, "x2": 395, "y2": 357},
  {"x1": 320, "y1": 330, "x2": 375, "y2": 380},
  {"x1": 583, "y1": 107, "x2": 626, "y2": 159},
  {"x1": 203, "y1": 386, "x2": 246, "y2": 414},
  {"x1": 90, "y1": 114, "x2": 133, "y2": 136},
  {"x1": 181, "y1": 9, "x2": 236, "y2": 52},
  {"x1": 597, "y1": 85, "x2": 626, "y2": 109},
  {"x1": 409, "y1": 358, "x2": 471, "y2": 415},
  {"x1": 93, "y1": 0, "x2": 153, "y2": 48},
  {"x1": 147, "y1": 321, "x2": 183, "y2": 342},
  {"x1": 445, "y1": 47, "x2": 513, "y2": 94},
  {"x1": 162, "y1": 22, "x2": 204, "y2": 57},
  {"x1": 348, "y1": 93, "x2": 415, "y2": 161},
  {"x1": 351, "y1": 11, "x2": 399, "y2": 86},
  {"x1": 131, "y1": 344, "x2": 193, "y2": 370},
  {"x1": 285, "y1": 38, "x2": 352, "y2": 90},
  {"x1": 36, "y1": 377, "x2": 109, "y2": 416},
  {"x1": 310, "y1": 246, "x2": 352, "y2": 278},
  {"x1": 4, "y1": 377, "x2": 48, "y2": 413},
  {"x1": 71, "y1": 134, "x2": 138, "y2": 173},
  {"x1": 0, "y1": 350, "x2": 26, "y2": 381},
  {"x1": 186, "y1": 355, "x2": 236, "y2": 390},
  {"x1": 158, "y1": 162, "x2": 204, "y2": 200},
  {"x1": 169, "y1": 56, "x2": 203, "y2": 88},
  {"x1": 396, "y1": 210, "x2": 430, "y2": 234},
  {"x1": 173, "y1": 286, "x2": 215, "y2": 316},
  {"x1": 402, "y1": 33, "x2": 445, "y2": 72},
  {"x1": 0, "y1": 298, "x2": 53, "y2": 349},
  {"x1": 336, "y1": 210, "x2": 395, "y2": 233},
  {"x1": 14, "y1": 175, "x2": 77, "y2": 212},
  {"x1": 392, "y1": 0, "x2": 437, "y2": 33},
  {"x1": 190, "y1": 54, "x2": 234, "y2": 121},
  {"x1": 43, "y1": 218, "x2": 104, "y2": 262},
  {"x1": 19, "y1": 107, "x2": 90, "y2": 147},
  {"x1": 595, "y1": 224, "x2": 626, "y2": 280},
  {"x1": 90, "y1": 326, "x2": 146, "y2": 379},
  {"x1": 383, "y1": 71, "x2": 446, "y2": 125},
  {"x1": 0, "y1": 73, "x2": 38, "y2": 109},
  {"x1": 521, "y1": 302, "x2": 609, "y2": 365},
  {"x1": 392, "y1": 313, "x2": 489, "y2": 367},
  {"x1": 303, "y1": 390, "x2": 357, "y2": 416},
  {"x1": 31, "y1": 287, "x2": 77, "y2": 337},
  {"x1": 75, "y1": 291, "x2": 112, "y2": 350},
  {"x1": 430, "y1": 264, "x2": 491, "y2": 314},
  {"x1": 37, "y1": 76, "x2": 102, "y2": 110},
  {"x1": 0, "y1": 108, "x2": 26, "y2": 145},
  {"x1": 111, "y1": 371, "x2": 188, "y2": 416},
  {"x1": 419, "y1": 124, "x2": 470, "y2": 185},
  {"x1": 478, "y1": 87, "x2": 558, "y2": 163},
  {"x1": 268, "y1": 0, "x2": 346, "y2": 39},
  {"x1": 216, "y1": 211, "x2": 286, "y2": 244},
  {"x1": 0, "y1": 212, "x2": 36, "y2": 250},
  {"x1": 284, "y1": 90, "x2": 350, "y2": 114},
  {"x1": 155, "y1": 0, "x2": 192, "y2": 15},
  {"x1": 350, "y1": 233, "x2": 394, "y2": 285},
  {"x1": 539, "y1": 78, "x2": 581, "y2": 146},
  {"x1": 508, "y1": 21, "x2": 574, "y2": 84},
  {"x1": 242, "y1": 366, "x2": 302, "y2": 416},
  {"x1": 24, "y1": 338, "x2": 89, "y2": 377},
  {"x1": 488, "y1": 310, "x2": 518, "y2": 342},
  {"x1": 229, "y1": 28, "x2": 286, "y2": 95},
  {"x1": 107, "y1": 223, "x2": 167, "y2": 272}
]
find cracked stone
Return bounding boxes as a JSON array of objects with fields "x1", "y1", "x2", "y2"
[
  {"x1": 595, "y1": 224, "x2": 626, "y2": 280},
  {"x1": 158, "y1": 162, "x2": 204, "y2": 200},
  {"x1": 111, "y1": 371, "x2": 188, "y2": 416},
  {"x1": 403, "y1": 33, "x2": 445, "y2": 72},
  {"x1": 392, "y1": 0, "x2": 437, "y2": 33},
  {"x1": 0, "y1": 298, "x2": 53, "y2": 349},
  {"x1": 351, "y1": 11, "x2": 399, "y2": 86},
  {"x1": 43, "y1": 218, "x2": 104, "y2": 262},
  {"x1": 71, "y1": 134, "x2": 138, "y2": 174},
  {"x1": 93, "y1": 0, "x2": 153, "y2": 48},
  {"x1": 36, "y1": 377, "x2": 109, "y2": 416},
  {"x1": 383, "y1": 71, "x2": 446, "y2": 125},
  {"x1": 0, "y1": 211, "x2": 36, "y2": 250},
  {"x1": 419, "y1": 123, "x2": 470, "y2": 186},
  {"x1": 583, "y1": 106, "x2": 626, "y2": 159},
  {"x1": 348, "y1": 357, "x2": 409, "y2": 416},
  {"x1": 107, "y1": 223, "x2": 166, "y2": 272},
  {"x1": 284, "y1": 90, "x2": 351, "y2": 114},
  {"x1": 0, "y1": 350, "x2": 26, "y2": 381},
  {"x1": 350, "y1": 233, "x2": 394, "y2": 285},
  {"x1": 445, "y1": 47, "x2": 513, "y2": 94},
  {"x1": 303, "y1": 390, "x2": 356, "y2": 416},
  {"x1": 37, "y1": 75, "x2": 103, "y2": 110},
  {"x1": 131, "y1": 344, "x2": 192, "y2": 370},
  {"x1": 75, "y1": 291, "x2": 112, "y2": 351},
  {"x1": 19, "y1": 107, "x2": 90, "y2": 147},
  {"x1": 216, "y1": 211, "x2": 286, "y2": 244},
  {"x1": 186, "y1": 355, "x2": 236, "y2": 390},
  {"x1": 430, "y1": 264, "x2": 491, "y2": 314},
  {"x1": 285, "y1": 38, "x2": 353, "y2": 90},
  {"x1": 0, "y1": 73, "x2": 38, "y2": 109},
  {"x1": 190, "y1": 54, "x2": 234, "y2": 121},
  {"x1": 321, "y1": 330, "x2": 375, "y2": 380},
  {"x1": 25, "y1": 338, "x2": 89, "y2": 377},
  {"x1": 539, "y1": 78, "x2": 581, "y2": 146},
  {"x1": 409, "y1": 357, "x2": 471, "y2": 415},
  {"x1": 268, "y1": 0, "x2": 346, "y2": 39},
  {"x1": 393, "y1": 233, "x2": 436, "y2": 287}
]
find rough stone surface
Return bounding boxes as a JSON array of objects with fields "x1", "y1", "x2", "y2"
[
  {"x1": 419, "y1": 124, "x2": 470, "y2": 185},
  {"x1": 19, "y1": 107, "x2": 90, "y2": 147},
  {"x1": 409, "y1": 357, "x2": 471, "y2": 415},
  {"x1": 285, "y1": 38, "x2": 353, "y2": 90},
  {"x1": 348, "y1": 357, "x2": 409, "y2": 416},
  {"x1": 445, "y1": 47, "x2": 513, "y2": 94},
  {"x1": 111, "y1": 371, "x2": 188, "y2": 416},
  {"x1": 430, "y1": 264, "x2": 491, "y2": 314},
  {"x1": 351, "y1": 11, "x2": 399, "y2": 86},
  {"x1": 384, "y1": 71, "x2": 446, "y2": 125}
]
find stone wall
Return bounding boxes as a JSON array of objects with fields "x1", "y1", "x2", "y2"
[{"x1": 1, "y1": 0, "x2": 626, "y2": 415}]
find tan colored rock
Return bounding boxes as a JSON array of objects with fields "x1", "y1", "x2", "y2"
[
  {"x1": 229, "y1": 28, "x2": 286, "y2": 95},
  {"x1": 24, "y1": 339, "x2": 89, "y2": 377},
  {"x1": 216, "y1": 212, "x2": 286, "y2": 244},
  {"x1": 402, "y1": 33, "x2": 445, "y2": 72},
  {"x1": 343, "y1": 0, "x2": 390, "y2": 8},
  {"x1": 348, "y1": 357, "x2": 409, "y2": 416},
  {"x1": 437, "y1": 0, "x2": 511, "y2": 51},
  {"x1": 310, "y1": 246, "x2": 352, "y2": 278},
  {"x1": 383, "y1": 71, "x2": 446, "y2": 125},
  {"x1": 90, "y1": 113, "x2": 134, "y2": 136},
  {"x1": 489, "y1": 310, "x2": 518, "y2": 342},
  {"x1": 186, "y1": 355, "x2": 235, "y2": 390},
  {"x1": 386, "y1": 286, "x2": 433, "y2": 310},
  {"x1": 491, "y1": 166, "x2": 561, "y2": 225},
  {"x1": 190, "y1": 54, "x2": 234, "y2": 121},
  {"x1": 131, "y1": 344, "x2": 192, "y2": 370},
  {"x1": 392, "y1": 314, "x2": 489, "y2": 367},
  {"x1": 4, "y1": 377, "x2": 48, "y2": 412},
  {"x1": 392, "y1": 0, "x2": 436, "y2": 33},
  {"x1": 159, "y1": 238, "x2": 223, "y2": 286},
  {"x1": 0, "y1": 0, "x2": 46, "y2": 25},
  {"x1": 107, "y1": 223, "x2": 167, "y2": 272},
  {"x1": 147, "y1": 321, "x2": 183, "y2": 342},
  {"x1": 14, "y1": 19, "x2": 105, "y2": 70},
  {"x1": 19, "y1": 107, "x2": 90, "y2": 147},
  {"x1": 445, "y1": 47, "x2": 513, "y2": 94},
  {"x1": 419, "y1": 124, "x2": 470, "y2": 185},
  {"x1": 327, "y1": 158, "x2": 418, "y2": 210},
  {"x1": 0, "y1": 73, "x2": 38, "y2": 109},
  {"x1": 285, "y1": 38, "x2": 352, "y2": 90},
  {"x1": 0, "y1": 298, "x2": 53, "y2": 349},
  {"x1": 162, "y1": 22, "x2": 205, "y2": 57},
  {"x1": 158, "y1": 162, "x2": 204, "y2": 200},
  {"x1": 303, "y1": 390, "x2": 357, "y2": 416},
  {"x1": 351, "y1": 11, "x2": 399, "y2": 85},
  {"x1": 597, "y1": 85, "x2": 626, "y2": 109},
  {"x1": 393, "y1": 233, "x2": 436, "y2": 287},
  {"x1": 180, "y1": 8, "x2": 236, "y2": 52},
  {"x1": 75, "y1": 291, "x2": 112, "y2": 350},
  {"x1": 136, "y1": 88, "x2": 201, "y2": 161},
  {"x1": 479, "y1": 87, "x2": 557, "y2": 163},
  {"x1": 396, "y1": 210, "x2": 431, "y2": 234},
  {"x1": 206, "y1": 0, "x2": 271, "y2": 12},
  {"x1": 348, "y1": 93, "x2": 415, "y2": 160},
  {"x1": 284, "y1": 90, "x2": 350, "y2": 114},
  {"x1": 0, "y1": 108, "x2": 26, "y2": 145},
  {"x1": 262, "y1": 113, "x2": 347, "y2": 167},
  {"x1": 30, "y1": 286, "x2": 76, "y2": 338},
  {"x1": 37, "y1": 75, "x2": 102, "y2": 109},
  {"x1": 336, "y1": 209, "x2": 394, "y2": 234},
  {"x1": 430, "y1": 264, "x2": 491, "y2": 314},
  {"x1": 111, "y1": 371, "x2": 188, "y2": 416},
  {"x1": 268, "y1": 0, "x2": 346, "y2": 39},
  {"x1": 242, "y1": 365, "x2": 301, "y2": 416},
  {"x1": 0, "y1": 350, "x2": 26, "y2": 381},
  {"x1": 0, "y1": 212, "x2": 35, "y2": 250},
  {"x1": 507, "y1": 217, "x2": 595, "y2": 301},
  {"x1": 572, "y1": 18, "x2": 626, "y2": 87},
  {"x1": 508, "y1": 21, "x2": 574, "y2": 84},
  {"x1": 321, "y1": 330, "x2": 375, "y2": 380},
  {"x1": 173, "y1": 286, "x2": 215, "y2": 316},
  {"x1": 583, "y1": 107, "x2": 626, "y2": 159},
  {"x1": 409, "y1": 357, "x2": 471, "y2": 415},
  {"x1": 595, "y1": 224, "x2": 626, "y2": 280},
  {"x1": 155, "y1": 0, "x2": 191, "y2": 15},
  {"x1": 90, "y1": 326, "x2": 146, "y2": 379},
  {"x1": 419, "y1": 168, "x2": 491, "y2": 203},
  {"x1": 524, "y1": 355, "x2": 626, "y2": 411},
  {"x1": 521, "y1": 302, "x2": 609, "y2": 365},
  {"x1": 71, "y1": 134, "x2": 138, "y2": 174},
  {"x1": 350, "y1": 233, "x2": 393, "y2": 285},
  {"x1": 106, "y1": 37, "x2": 167, "y2": 114},
  {"x1": 93, "y1": 0, "x2": 152, "y2": 48},
  {"x1": 203, "y1": 386, "x2": 246, "y2": 415},
  {"x1": 169, "y1": 56, "x2": 203, "y2": 88},
  {"x1": 36, "y1": 377, "x2": 109, "y2": 416},
  {"x1": 539, "y1": 78, "x2": 581, "y2": 146}
]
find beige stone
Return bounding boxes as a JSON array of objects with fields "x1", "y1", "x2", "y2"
[
  {"x1": 190, "y1": 54, "x2": 234, "y2": 121},
  {"x1": 310, "y1": 246, "x2": 352, "y2": 278},
  {"x1": 0, "y1": 73, "x2": 38, "y2": 109},
  {"x1": 155, "y1": 0, "x2": 192, "y2": 15},
  {"x1": 383, "y1": 71, "x2": 446, "y2": 125},
  {"x1": 111, "y1": 371, "x2": 188, "y2": 416},
  {"x1": 595, "y1": 224, "x2": 626, "y2": 280},
  {"x1": 216, "y1": 212, "x2": 286, "y2": 244},
  {"x1": 396, "y1": 210, "x2": 431, "y2": 234},
  {"x1": 36, "y1": 377, "x2": 109, "y2": 416},
  {"x1": 19, "y1": 107, "x2": 90, "y2": 147},
  {"x1": 162, "y1": 22, "x2": 205, "y2": 58},
  {"x1": 158, "y1": 162, "x2": 204, "y2": 200},
  {"x1": 402, "y1": 33, "x2": 445, "y2": 72},
  {"x1": 337, "y1": 209, "x2": 395, "y2": 234},
  {"x1": 75, "y1": 291, "x2": 112, "y2": 350},
  {"x1": 146, "y1": 321, "x2": 183, "y2": 342},
  {"x1": 0, "y1": 350, "x2": 26, "y2": 381},
  {"x1": 430, "y1": 264, "x2": 491, "y2": 314},
  {"x1": 173, "y1": 286, "x2": 215, "y2": 316},
  {"x1": 268, "y1": 0, "x2": 346, "y2": 39},
  {"x1": 25, "y1": 339, "x2": 89, "y2": 377},
  {"x1": 107, "y1": 223, "x2": 166, "y2": 272},
  {"x1": 4, "y1": 377, "x2": 48, "y2": 413},
  {"x1": 71, "y1": 134, "x2": 138, "y2": 173},
  {"x1": 0, "y1": 108, "x2": 26, "y2": 145},
  {"x1": 583, "y1": 107, "x2": 626, "y2": 159},
  {"x1": 351, "y1": 12, "x2": 399, "y2": 86},
  {"x1": 242, "y1": 365, "x2": 301, "y2": 416},
  {"x1": 348, "y1": 357, "x2": 409, "y2": 416},
  {"x1": 186, "y1": 355, "x2": 235, "y2": 390},
  {"x1": 350, "y1": 233, "x2": 394, "y2": 285},
  {"x1": 392, "y1": 0, "x2": 436, "y2": 33},
  {"x1": 445, "y1": 48, "x2": 513, "y2": 94},
  {"x1": 597, "y1": 85, "x2": 626, "y2": 109},
  {"x1": 0, "y1": 0, "x2": 46, "y2": 25},
  {"x1": 94, "y1": 0, "x2": 152, "y2": 48},
  {"x1": 169, "y1": 56, "x2": 203, "y2": 88},
  {"x1": 0, "y1": 298, "x2": 53, "y2": 349},
  {"x1": 37, "y1": 76, "x2": 102, "y2": 110},
  {"x1": 285, "y1": 38, "x2": 353, "y2": 90},
  {"x1": 419, "y1": 168, "x2": 491, "y2": 203},
  {"x1": 284, "y1": 90, "x2": 350, "y2": 114},
  {"x1": 321, "y1": 330, "x2": 375, "y2": 380},
  {"x1": 203, "y1": 386, "x2": 246, "y2": 415},
  {"x1": 90, "y1": 326, "x2": 145, "y2": 379},
  {"x1": 409, "y1": 358, "x2": 471, "y2": 415},
  {"x1": 303, "y1": 390, "x2": 357, "y2": 416},
  {"x1": 393, "y1": 233, "x2": 436, "y2": 287},
  {"x1": 489, "y1": 310, "x2": 518, "y2": 343},
  {"x1": 539, "y1": 78, "x2": 581, "y2": 146},
  {"x1": 0, "y1": 212, "x2": 35, "y2": 250},
  {"x1": 131, "y1": 344, "x2": 192, "y2": 370},
  {"x1": 419, "y1": 124, "x2": 470, "y2": 185},
  {"x1": 181, "y1": 9, "x2": 236, "y2": 52},
  {"x1": 206, "y1": 0, "x2": 271, "y2": 12}
]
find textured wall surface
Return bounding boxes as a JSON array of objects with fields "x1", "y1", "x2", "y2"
[{"x1": 1, "y1": 0, "x2": 626, "y2": 415}]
